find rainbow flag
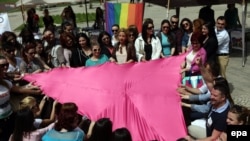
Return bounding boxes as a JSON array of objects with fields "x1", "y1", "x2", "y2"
[{"x1": 105, "y1": 2, "x2": 144, "y2": 35}]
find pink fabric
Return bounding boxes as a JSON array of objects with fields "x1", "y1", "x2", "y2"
[{"x1": 24, "y1": 55, "x2": 187, "y2": 141}]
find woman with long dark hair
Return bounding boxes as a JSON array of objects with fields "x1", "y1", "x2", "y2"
[
  {"x1": 201, "y1": 22, "x2": 218, "y2": 62},
  {"x1": 156, "y1": 19, "x2": 175, "y2": 57},
  {"x1": 134, "y1": 20, "x2": 162, "y2": 61},
  {"x1": 97, "y1": 31, "x2": 116, "y2": 62},
  {"x1": 70, "y1": 33, "x2": 92, "y2": 67},
  {"x1": 180, "y1": 18, "x2": 193, "y2": 53},
  {"x1": 88, "y1": 118, "x2": 113, "y2": 141},
  {"x1": 9, "y1": 108, "x2": 54, "y2": 141}
]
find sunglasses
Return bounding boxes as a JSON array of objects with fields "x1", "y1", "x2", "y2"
[
  {"x1": 0, "y1": 63, "x2": 9, "y2": 68},
  {"x1": 129, "y1": 34, "x2": 135, "y2": 37},
  {"x1": 171, "y1": 21, "x2": 178, "y2": 24},
  {"x1": 112, "y1": 29, "x2": 118, "y2": 32},
  {"x1": 162, "y1": 26, "x2": 170, "y2": 29},
  {"x1": 93, "y1": 48, "x2": 101, "y2": 52},
  {"x1": 147, "y1": 26, "x2": 154, "y2": 30},
  {"x1": 182, "y1": 23, "x2": 189, "y2": 27}
]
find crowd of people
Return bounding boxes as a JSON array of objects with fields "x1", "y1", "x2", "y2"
[{"x1": 0, "y1": 3, "x2": 249, "y2": 141}]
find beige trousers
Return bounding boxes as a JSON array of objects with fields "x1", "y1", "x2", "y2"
[{"x1": 217, "y1": 55, "x2": 229, "y2": 78}]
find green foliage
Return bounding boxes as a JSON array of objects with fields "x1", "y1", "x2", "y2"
[
  {"x1": 0, "y1": 0, "x2": 18, "y2": 4},
  {"x1": 14, "y1": 12, "x2": 96, "y2": 31}
]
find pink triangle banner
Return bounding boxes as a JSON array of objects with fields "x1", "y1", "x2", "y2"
[{"x1": 24, "y1": 55, "x2": 187, "y2": 141}]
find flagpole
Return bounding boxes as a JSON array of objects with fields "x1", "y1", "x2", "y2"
[
  {"x1": 166, "y1": 0, "x2": 170, "y2": 19},
  {"x1": 20, "y1": 0, "x2": 25, "y2": 24}
]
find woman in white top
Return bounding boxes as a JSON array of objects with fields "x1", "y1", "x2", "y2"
[
  {"x1": 113, "y1": 28, "x2": 137, "y2": 64},
  {"x1": 134, "y1": 20, "x2": 162, "y2": 62}
]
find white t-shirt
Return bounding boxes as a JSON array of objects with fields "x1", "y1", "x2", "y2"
[
  {"x1": 7, "y1": 57, "x2": 23, "y2": 73},
  {"x1": 116, "y1": 46, "x2": 127, "y2": 64},
  {"x1": 186, "y1": 50, "x2": 197, "y2": 69}
]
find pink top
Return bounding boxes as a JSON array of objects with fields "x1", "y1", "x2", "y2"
[
  {"x1": 9, "y1": 123, "x2": 54, "y2": 141},
  {"x1": 186, "y1": 47, "x2": 207, "y2": 74}
]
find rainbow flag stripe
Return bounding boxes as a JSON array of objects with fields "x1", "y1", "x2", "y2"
[{"x1": 105, "y1": 2, "x2": 144, "y2": 35}]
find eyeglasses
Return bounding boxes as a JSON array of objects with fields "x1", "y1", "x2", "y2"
[
  {"x1": 0, "y1": 63, "x2": 9, "y2": 69},
  {"x1": 112, "y1": 29, "x2": 118, "y2": 32},
  {"x1": 162, "y1": 26, "x2": 170, "y2": 29},
  {"x1": 171, "y1": 21, "x2": 178, "y2": 24},
  {"x1": 147, "y1": 26, "x2": 154, "y2": 30},
  {"x1": 102, "y1": 37, "x2": 109, "y2": 41},
  {"x1": 129, "y1": 34, "x2": 135, "y2": 37},
  {"x1": 182, "y1": 23, "x2": 189, "y2": 27},
  {"x1": 93, "y1": 48, "x2": 101, "y2": 52}
]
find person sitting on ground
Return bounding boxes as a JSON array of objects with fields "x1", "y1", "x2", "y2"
[
  {"x1": 181, "y1": 77, "x2": 229, "y2": 121},
  {"x1": 186, "y1": 83, "x2": 233, "y2": 140}
]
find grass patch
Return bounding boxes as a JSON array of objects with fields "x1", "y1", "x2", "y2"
[
  {"x1": 0, "y1": 0, "x2": 17, "y2": 4},
  {"x1": 14, "y1": 12, "x2": 96, "y2": 31}
]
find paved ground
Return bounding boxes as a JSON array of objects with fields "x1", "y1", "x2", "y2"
[{"x1": 7, "y1": 0, "x2": 250, "y2": 108}]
